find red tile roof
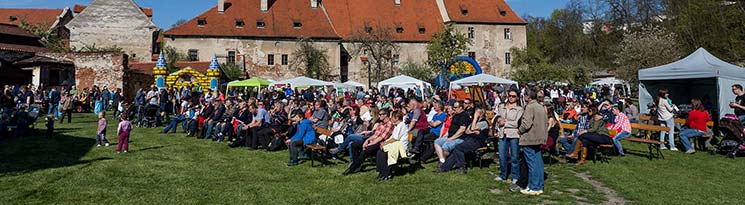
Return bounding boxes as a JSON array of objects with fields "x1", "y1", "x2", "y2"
[
  {"x1": 129, "y1": 61, "x2": 212, "y2": 74},
  {"x1": 73, "y1": 4, "x2": 152, "y2": 17},
  {"x1": 0, "y1": 23, "x2": 40, "y2": 38},
  {"x1": 442, "y1": 0, "x2": 526, "y2": 24},
  {"x1": 164, "y1": 0, "x2": 339, "y2": 39},
  {"x1": 0, "y1": 8, "x2": 64, "y2": 28},
  {"x1": 323, "y1": 0, "x2": 444, "y2": 42}
]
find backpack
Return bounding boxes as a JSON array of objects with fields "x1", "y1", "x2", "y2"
[{"x1": 266, "y1": 135, "x2": 286, "y2": 151}]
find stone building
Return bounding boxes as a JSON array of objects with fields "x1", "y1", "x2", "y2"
[
  {"x1": 163, "y1": 0, "x2": 526, "y2": 84},
  {"x1": 65, "y1": 0, "x2": 158, "y2": 62}
]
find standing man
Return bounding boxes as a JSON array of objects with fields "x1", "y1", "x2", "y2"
[
  {"x1": 729, "y1": 84, "x2": 745, "y2": 123},
  {"x1": 134, "y1": 88, "x2": 146, "y2": 126},
  {"x1": 517, "y1": 89, "x2": 548, "y2": 196},
  {"x1": 48, "y1": 87, "x2": 60, "y2": 118}
]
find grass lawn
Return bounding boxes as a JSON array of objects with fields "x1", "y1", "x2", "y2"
[{"x1": 0, "y1": 114, "x2": 742, "y2": 204}]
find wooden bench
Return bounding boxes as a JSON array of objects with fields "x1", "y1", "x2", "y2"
[
  {"x1": 628, "y1": 123, "x2": 670, "y2": 159},
  {"x1": 639, "y1": 115, "x2": 714, "y2": 127},
  {"x1": 307, "y1": 126, "x2": 333, "y2": 167}
]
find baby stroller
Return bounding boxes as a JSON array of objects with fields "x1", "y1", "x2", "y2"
[
  {"x1": 142, "y1": 104, "x2": 159, "y2": 128},
  {"x1": 717, "y1": 116, "x2": 745, "y2": 158}
]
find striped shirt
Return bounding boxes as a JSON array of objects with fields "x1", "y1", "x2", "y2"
[{"x1": 611, "y1": 112, "x2": 632, "y2": 133}]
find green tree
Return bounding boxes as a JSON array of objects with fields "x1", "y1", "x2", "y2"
[
  {"x1": 426, "y1": 24, "x2": 470, "y2": 86},
  {"x1": 18, "y1": 20, "x2": 67, "y2": 52},
  {"x1": 290, "y1": 38, "x2": 332, "y2": 81},
  {"x1": 220, "y1": 63, "x2": 243, "y2": 81},
  {"x1": 160, "y1": 46, "x2": 189, "y2": 73},
  {"x1": 399, "y1": 61, "x2": 433, "y2": 83},
  {"x1": 614, "y1": 25, "x2": 683, "y2": 86},
  {"x1": 665, "y1": 0, "x2": 745, "y2": 62}
]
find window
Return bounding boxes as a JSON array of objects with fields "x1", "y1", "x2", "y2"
[
  {"x1": 365, "y1": 26, "x2": 372, "y2": 33},
  {"x1": 467, "y1": 27, "x2": 474, "y2": 39},
  {"x1": 418, "y1": 27, "x2": 426, "y2": 34},
  {"x1": 395, "y1": 0, "x2": 401, "y2": 6},
  {"x1": 256, "y1": 20, "x2": 265, "y2": 28},
  {"x1": 188, "y1": 49, "x2": 199, "y2": 61},
  {"x1": 460, "y1": 7, "x2": 469, "y2": 16},
  {"x1": 235, "y1": 19, "x2": 245, "y2": 28},
  {"x1": 396, "y1": 27, "x2": 404, "y2": 33},
  {"x1": 293, "y1": 21, "x2": 302, "y2": 29},
  {"x1": 500, "y1": 10, "x2": 507, "y2": 16},
  {"x1": 197, "y1": 18, "x2": 207, "y2": 27},
  {"x1": 393, "y1": 54, "x2": 400, "y2": 66},
  {"x1": 468, "y1": 52, "x2": 475, "y2": 60},
  {"x1": 504, "y1": 28, "x2": 511, "y2": 40},
  {"x1": 9, "y1": 16, "x2": 17, "y2": 22},
  {"x1": 505, "y1": 52, "x2": 511, "y2": 65},
  {"x1": 267, "y1": 54, "x2": 274, "y2": 65},
  {"x1": 228, "y1": 51, "x2": 236, "y2": 63},
  {"x1": 281, "y1": 54, "x2": 288, "y2": 65}
]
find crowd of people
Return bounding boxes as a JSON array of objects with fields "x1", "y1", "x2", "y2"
[{"x1": 3, "y1": 80, "x2": 731, "y2": 196}]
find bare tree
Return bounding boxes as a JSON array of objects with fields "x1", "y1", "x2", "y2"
[
  {"x1": 347, "y1": 25, "x2": 399, "y2": 87},
  {"x1": 290, "y1": 38, "x2": 332, "y2": 81}
]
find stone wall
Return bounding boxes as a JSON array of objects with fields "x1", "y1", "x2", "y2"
[
  {"x1": 454, "y1": 24, "x2": 527, "y2": 77},
  {"x1": 164, "y1": 37, "x2": 341, "y2": 81},
  {"x1": 39, "y1": 52, "x2": 127, "y2": 90}
]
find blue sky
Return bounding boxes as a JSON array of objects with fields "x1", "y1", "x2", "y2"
[{"x1": 1, "y1": 0, "x2": 569, "y2": 29}]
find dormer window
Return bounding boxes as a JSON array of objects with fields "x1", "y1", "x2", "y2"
[
  {"x1": 418, "y1": 27, "x2": 426, "y2": 34},
  {"x1": 460, "y1": 6, "x2": 468, "y2": 16},
  {"x1": 396, "y1": 27, "x2": 404, "y2": 33},
  {"x1": 365, "y1": 26, "x2": 372, "y2": 33},
  {"x1": 197, "y1": 18, "x2": 207, "y2": 27},
  {"x1": 293, "y1": 21, "x2": 302, "y2": 29},
  {"x1": 256, "y1": 20, "x2": 266, "y2": 29},
  {"x1": 235, "y1": 19, "x2": 245, "y2": 28},
  {"x1": 500, "y1": 10, "x2": 507, "y2": 16},
  {"x1": 8, "y1": 16, "x2": 17, "y2": 22}
]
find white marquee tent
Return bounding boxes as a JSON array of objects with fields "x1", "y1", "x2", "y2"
[
  {"x1": 271, "y1": 76, "x2": 332, "y2": 89},
  {"x1": 377, "y1": 75, "x2": 432, "y2": 93},
  {"x1": 592, "y1": 77, "x2": 631, "y2": 96},
  {"x1": 449, "y1": 74, "x2": 518, "y2": 88},
  {"x1": 343, "y1": 81, "x2": 366, "y2": 88},
  {"x1": 638, "y1": 48, "x2": 745, "y2": 117}
]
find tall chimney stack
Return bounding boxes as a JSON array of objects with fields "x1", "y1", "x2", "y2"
[
  {"x1": 218, "y1": 0, "x2": 225, "y2": 13},
  {"x1": 261, "y1": 0, "x2": 268, "y2": 12}
]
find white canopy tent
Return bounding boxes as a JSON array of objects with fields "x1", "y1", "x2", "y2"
[
  {"x1": 449, "y1": 74, "x2": 518, "y2": 88},
  {"x1": 271, "y1": 76, "x2": 332, "y2": 89},
  {"x1": 343, "y1": 81, "x2": 366, "y2": 88},
  {"x1": 333, "y1": 82, "x2": 357, "y2": 89},
  {"x1": 377, "y1": 75, "x2": 432, "y2": 94},
  {"x1": 638, "y1": 48, "x2": 745, "y2": 118},
  {"x1": 592, "y1": 77, "x2": 631, "y2": 96}
]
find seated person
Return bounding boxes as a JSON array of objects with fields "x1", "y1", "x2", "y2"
[
  {"x1": 343, "y1": 109, "x2": 393, "y2": 175},
  {"x1": 679, "y1": 99, "x2": 711, "y2": 154},
  {"x1": 567, "y1": 107, "x2": 610, "y2": 165},
  {"x1": 560, "y1": 101, "x2": 578, "y2": 124},
  {"x1": 375, "y1": 111, "x2": 408, "y2": 181},
  {"x1": 286, "y1": 112, "x2": 316, "y2": 166},
  {"x1": 434, "y1": 109, "x2": 489, "y2": 174},
  {"x1": 559, "y1": 104, "x2": 589, "y2": 155},
  {"x1": 228, "y1": 103, "x2": 250, "y2": 146},
  {"x1": 610, "y1": 105, "x2": 632, "y2": 157},
  {"x1": 213, "y1": 100, "x2": 237, "y2": 142},
  {"x1": 254, "y1": 102, "x2": 289, "y2": 150}
]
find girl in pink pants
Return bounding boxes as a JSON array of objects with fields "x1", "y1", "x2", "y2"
[{"x1": 117, "y1": 114, "x2": 133, "y2": 154}]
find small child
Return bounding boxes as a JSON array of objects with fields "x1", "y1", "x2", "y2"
[
  {"x1": 45, "y1": 114, "x2": 54, "y2": 138},
  {"x1": 96, "y1": 112, "x2": 110, "y2": 146},
  {"x1": 116, "y1": 113, "x2": 133, "y2": 154}
]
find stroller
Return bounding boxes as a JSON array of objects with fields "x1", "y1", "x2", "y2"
[
  {"x1": 142, "y1": 104, "x2": 159, "y2": 128},
  {"x1": 716, "y1": 116, "x2": 745, "y2": 158}
]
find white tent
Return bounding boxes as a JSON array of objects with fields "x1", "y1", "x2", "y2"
[
  {"x1": 271, "y1": 76, "x2": 332, "y2": 89},
  {"x1": 377, "y1": 75, "x2": 432, "y2": 93},
  {"x1": 592, "y1": 77, "x2": 631, "y2": 96},
  {"x1": 333, "y1": 82, "x2": 357, "y2": 89},
  {"x1": 343, "y1": 81, "x2": 366, "y2": 88},
  {"x1": 638, "y1": 48, "x2": 745, "y2": 117},
  {"x1": 449, "y1": 74, "x2": 518, "y2": 87}
]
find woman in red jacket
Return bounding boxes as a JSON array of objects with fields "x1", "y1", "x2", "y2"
[{"x1": 679, "y1": 99, "x2": 711, "y2": 154}]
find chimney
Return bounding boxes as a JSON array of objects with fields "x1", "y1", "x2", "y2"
[
  {"x1": 218, "y1": 0, "x2": 225, "y2": 13},
  {"x1": 261, "y1": 0, "x2": 268, "y2": 12},
  {"x1": 311, "y1": 0, "x2": 318, "y2": 8}
]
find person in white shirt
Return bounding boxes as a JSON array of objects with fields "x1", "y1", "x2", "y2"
[{"x1": 375, "y1": 111, "x2": 409, "y2": 181}]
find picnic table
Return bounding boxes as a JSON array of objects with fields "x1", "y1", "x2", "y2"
[{"x1": 559, "y1": 122, "x2": 670, "y2": 159}]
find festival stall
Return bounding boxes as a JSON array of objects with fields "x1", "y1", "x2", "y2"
[
  {"x1": 377, "y1": 75, "x2": 432, "y2": 96},
  {"x1": 152, "y1": 52, "x2": 221, "y2": 92},
  {"x1": 638, "y1": 48, "x2": 745, "y2": 118},
  {"x1": 227, "y1": 77, "x2": 271, "y2": 88},
  {"x1": 448, "y1": 73, "x2": 518, "y2": 103},
  {"x1": 591, "y1": 77, "x2": 631, "y2": 96},
  {"x1": 271, "y1": 76, "x2": 332, "y2": 89}
]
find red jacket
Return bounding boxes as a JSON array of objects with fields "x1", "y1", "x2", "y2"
[{"x1": 685, "y1": 110, "x2": 710, "y2": 132}]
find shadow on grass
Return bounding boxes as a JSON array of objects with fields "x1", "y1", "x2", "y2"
[{"x1": 0, "y1": 132, "x2": 100, "y2": 174}]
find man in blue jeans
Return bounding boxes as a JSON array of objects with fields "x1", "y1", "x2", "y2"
[
  {"x1": 518, "y1": 90, "x2": 548, "y2": 196},
  {"x1": 559, "y1": 104, "x2": 589, "y2": 156}
]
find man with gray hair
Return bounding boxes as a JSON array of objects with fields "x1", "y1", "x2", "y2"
[{"x1": 518, "y1": 88, "x2": 548, "y2": 196}]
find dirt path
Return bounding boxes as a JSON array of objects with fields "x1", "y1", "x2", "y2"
[{"x1": 574, "y1": 171, "x2": 628, "y2": 205}]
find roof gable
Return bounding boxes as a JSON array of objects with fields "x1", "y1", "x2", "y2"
[
  {"x1": 164, "y1": 0, "x2": 339, "y2": 39},
  {"x1": 66, "y1": 0, "x2": 156, "y2": 29}
]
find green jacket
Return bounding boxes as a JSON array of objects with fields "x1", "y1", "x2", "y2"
[{"x1": 587, "y1": 118, "x2": 609, "y2": 136}]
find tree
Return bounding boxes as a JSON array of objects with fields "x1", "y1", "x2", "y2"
[
  {"x1": 399, "y1": 61, "x2": 433, "y2": 83},
  {"x1": 426, "y1": 24, "x2": 470, "y2": 86},
  {"x1": 220, "y1": 63, "x2": 243, "y2": 81},
  {"x1": 665, "y1": 0, "x2": 745, "y2": 62},
  {"x1": 161, "y1": 45, "x2": 189, "y2": 73},
  {"x1": 19, "y1": 21, "x2": 67, "y2": 52},
  {"x1": 614, "y1": 25, "x2": 683, "y2": 86},
  {"x1": 508, "y1": 47, "x2": 571, "y2": 84},
  {"x1": 347, "y1": 25, "x2": 399, "y2": 87},
  {"x1": 290, "y1": 38, "x2": 332, "y2": 81}
]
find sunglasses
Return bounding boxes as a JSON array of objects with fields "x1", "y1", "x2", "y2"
[
  {"x1": 464, "y1": 102, "x2": 472, "y2": 104},
  {"x1": 509, "y1": 95, "x2": 518, "y2": 98}
]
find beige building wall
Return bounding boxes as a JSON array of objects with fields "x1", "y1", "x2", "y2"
[
  {"x1": 453, "y1": 24, "x2": 527, "y2": 77},
  {"x1": 164, "y1": 37, "x2": 341, "y2": 81},
  {"x1": 342, "y1": 42, "x2": 429, "y2": 85}
]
